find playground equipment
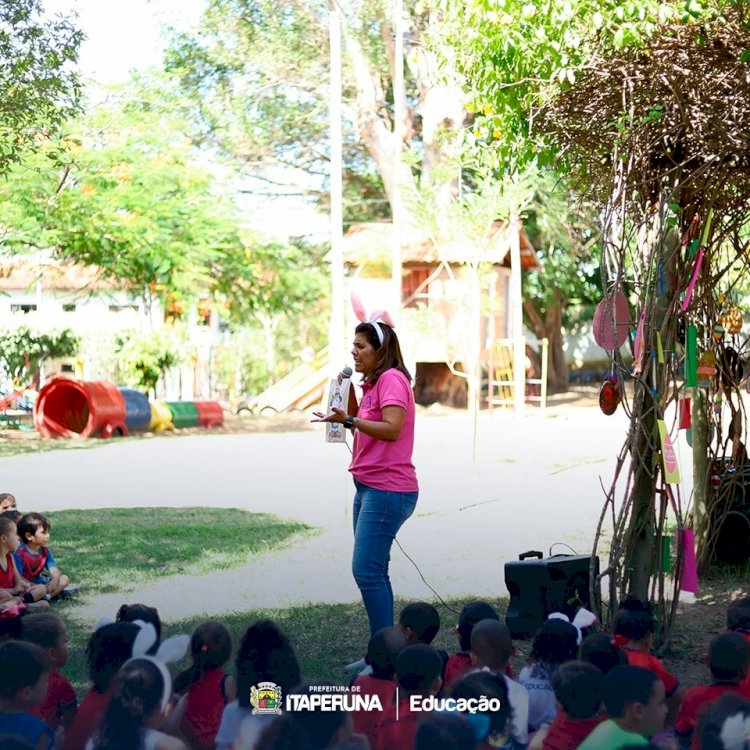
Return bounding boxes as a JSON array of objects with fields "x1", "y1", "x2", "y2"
[{"x1": 33, "y1": 378, "x2": 224, "y2": 438}]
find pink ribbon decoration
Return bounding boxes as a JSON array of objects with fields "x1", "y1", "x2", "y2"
[
  {"x1": 680, "y1": 528, "x2": 699, "y2": 593},
  {"x1": 681, "y1": 248, "x2": 704, "y2": 312},
  {"x1": 351, "y1": 290, "x2": 395, "y2": 346}
]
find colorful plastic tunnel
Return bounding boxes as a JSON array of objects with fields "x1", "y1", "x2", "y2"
[
  {"x1": 118, "y1": 388, "x2": 152, "y2": 434},
  {"x1": 195, "y1": 401, "x2": 224, "y2": 428},
  {"x1": 34, "y1": 379, "x2": 128, "y2": 439},
  {"x1": 165, "y1": 401, "x2": 200, "y2": 429}
]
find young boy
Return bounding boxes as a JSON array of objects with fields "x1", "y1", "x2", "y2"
[
  {"x1": 398, "y1": 602, "x2": 449, "y2": 676},
  {"x1": 727, "y1": 596, "x2": 750, "y2": 689},
  {"x1": 675, "y1": 632, "x2": 750, "y2": 748},
  {"x1": 376, "y1": 644, "x2": 443, "y2": 750},
  {"x1": 0, "y1": 493, "x2": 17, "y2": 513},
  {"x1": 0, "y1": 640, "x2": 56, "y2": 750},
  {"x1": 414, "y1": 712, "x2": 477, "y2": 750},
  {"x1": 14, "y1": 513, "x2": 76, "y2": 600},
  {"x1": 444, "y1": 601, "x2": 500, "y2": 693},
  {"x1": 470, "y1": 618, "x2": 529, "y2": 746},
  {"x1": 351, "y1": 627, "x2": 407, "y2": 748},
  {"x1": 578, "y1": 665, "x2": 667, "y2": 749},
  {"x1": 530, "y1": 661, "x2": 604, "y2": 750},
  {"x1": 613, "y1": 597, "x2": 685, "y2": 722},
  {"x1": 21, "y1": 613, "x2": 77, "y2": 731}
]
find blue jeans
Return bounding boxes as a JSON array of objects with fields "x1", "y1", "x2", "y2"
[{"x1": 352, "y1": 479, "x2": 418, "y2": 635}]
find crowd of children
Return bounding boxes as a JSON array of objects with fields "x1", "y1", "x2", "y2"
[
  {"x1": 0, "y1": 592, "x2": 748, "y2": 750},
  {"x1": 2, "y1": 490, "x2": 750, "y2": 749}
]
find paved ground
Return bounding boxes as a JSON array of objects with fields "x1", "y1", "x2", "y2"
[{"x1": 2, "y1": 398, "x2": 692, "y2": 623}]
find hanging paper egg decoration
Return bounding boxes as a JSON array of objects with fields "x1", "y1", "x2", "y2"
[
  {"x1": 712, "y1": 320, "x2": 725, "y2": 341},
  {"x1": 725, "y1": 307, "x2": 743, "y2": 334},
  {"x1": 599, "y1": 376, "x2": 621, "y2": 416},
  {"x1": 593, "y1": 291, "x2": 631, "y2": 350},
  {"x1": 696, "y1": 351, "x2": 717, "y2": 388}
]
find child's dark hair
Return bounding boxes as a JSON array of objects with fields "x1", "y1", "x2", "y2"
[
  {"x1": 91, "y1": 658, "x2": 165, "y2": 750},
  {"x1": 451, "y1": 669, "x2": 511, "y2": 741},
  {"x1": 470, "y1": 619, "x2": 512, "y2": 670},
  {"x1": 399, "y1": 602, "x2": 440, "y2": 645},
  {"x1": 0, "y1": 510, "x2": 21, "y2": 525},
  {"x1": 695, "y1": 691, "x2": 750, "y2": 750},
  {"x1": 602, "y1": 665, "x2": 659, "y2": 719},
  {"x1": 0, "y1": 738, "x2": 35, "y2": 750},
  {"x1": 17, "y1": 512, "x2": 49, "y2": 542},
  {"x1": 174, "y1": 619, "x2": 233, "y2": 694},
  {"x1": 529, "y1": 618, "x2": 579, "y2": 676},
  {"x1": 396, "y1": 644, "x2": 443, "y2": 693},
  {"x1": 21, "y1": 612, "x2": 65, "y2": 650},
  {"x1": 236, "y1": 619, "x2": 300, "y2": 708},
  {"x1": 614, "y1": 596, "x2": 655, "y2": 642},
  {"x1": 253, "y1": 713, "x2": 314, "y2": 750},
  {"x1": 415, "y1": 712, "x2": 477, "y2": 750},
  {"x1": 116, "y1": 603, "x2": 161, "y2": 653},
  {"x1": 552, "y1": 660, "x2": 603, "y2": 719},
  {"x1": 366, "y1": 626, "x2": 407, "y2": 680},
  {"x1": 0, "y1": 515, "x2": 17, "y2": 537},
  {"x1": 709, "y1": 632, "x2": 750, "y2": 682},
  {"x1": 0, "y1": 640, "x2": 51, "y2": 697},
  {"x1": 457, "y1": 601, "x2": 499, "y2": 651},
  {"x1": 287, "y1": 681, "x2": 349, "y2": 750},
  {"x1": 579, "y1": 633, "x2": 628, "y2": 676},
  {"x1": 86, "y1": 622, "x2": 141, "y2": 693},
  {"x1": 727, "y1": 596, "x2": 750, "y2": 633}
]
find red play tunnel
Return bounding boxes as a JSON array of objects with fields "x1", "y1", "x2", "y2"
[{"x1": 34, "y1": 379, "x2": 128, "y2": 439}]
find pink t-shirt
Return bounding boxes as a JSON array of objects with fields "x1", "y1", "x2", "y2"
[{"x1": 349, "y1": 369, "x2": 418, "y2": 493}]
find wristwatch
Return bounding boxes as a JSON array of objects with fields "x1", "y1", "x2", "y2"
[{"x1": 344, "y1": 415, "x2": 356, "y2": 430}]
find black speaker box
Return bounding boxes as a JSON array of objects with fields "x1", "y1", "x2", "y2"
[
  {"x1": 712, "y1": 468, "x2": 750, "y2": 565},
  {"x1": 504, "y1": 552, "x2": 599, "y2": 639}
]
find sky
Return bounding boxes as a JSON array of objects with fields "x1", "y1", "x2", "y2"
[{"x1": 42, "y1": 0, "x2": 329, "y2": 240}]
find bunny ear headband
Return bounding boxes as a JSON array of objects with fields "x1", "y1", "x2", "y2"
[
  {"x1": 721, "y1": 713, "x2": 750, "y2": 750},
  {"x1": 96, "y1": 617, "x2": 189, "y2": 711},
  {"x1": 547, "y1": 608, "x2": 597, "y2": 645},
  {"x1": 351, "y1": 290, "x2": 395, "y2": 347}
]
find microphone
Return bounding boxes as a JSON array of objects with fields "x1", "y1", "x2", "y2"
[{"x1": 341, "y1": 366, "x2": 353, "y2": 379}]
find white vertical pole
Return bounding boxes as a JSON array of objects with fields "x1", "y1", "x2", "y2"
[
  {"x1": 391, "y1": 0, "x2": 404, "y2": 315},
  {"x1": 510, "y1": 213, "x2": 526, "y2": 417},
  {"x1": 328, "y1": 7, "x2": 345, "y2": 371}
]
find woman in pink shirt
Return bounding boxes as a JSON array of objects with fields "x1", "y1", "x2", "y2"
[{"x1": 314, "y1": 306, "x2": 418, "y2": 634}]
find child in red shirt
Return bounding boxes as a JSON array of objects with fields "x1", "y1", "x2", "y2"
[
  {"x1": 351, "y1": 626, "x2": 407, "y2": 747},
  {"x1": 174, "y1": 620, "x2": 235, "y2": 750},
  {"x1": 675, "y1": 632, "x2": 750, "y2": 748},
  {"x1": 376, "y1": 644, "x2": 443, "y2": 750},
  {"x1": 727, "y1": 595, "x2": 750, "y2": 688},
  {"x1": 21, "y1": 612, "x2": 77, "y2": 730},
  {"x1": 530, "y1": 661, "x2": 604, "y2": 750},
  {"x1": 443, "y1": 601, "x2": 501, "y2": 694},
  {"x1": 613, "y1": 596, "x2": 685, "y2": 723}
]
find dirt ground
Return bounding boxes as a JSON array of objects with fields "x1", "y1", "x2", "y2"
[{"x1": 2, "y1": 385, "x2": 748, "y2": 688}]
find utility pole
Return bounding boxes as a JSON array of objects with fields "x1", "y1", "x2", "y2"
[{"x1": 328, "y1": 6, "x2": 345, "y2": 369}]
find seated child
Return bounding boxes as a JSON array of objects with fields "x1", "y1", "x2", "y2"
[
  {"x1": 0, "y1": 516, "x2": 47, "y2": 614},
  {"x1": 21, "y1": 613, "x2": 77, "y2": 730},
  {"x1": 578, "y1": 665, "x2": 667, "y2": 749},
  {"x1": 215, "y1": 618, "x2": 301, "y2": 750},
  {"x1": 376, "y1": 644, "x2": 443, "y2": 750},
  {"x1": 470, "y1": 618, "x2": 530, "y2": 746},
  {"x1": 0, "y1": 509, "x2": 23, "y2": 525},
  {"x1": 14, "y1": 513, "x2": 75, "y2": 600},
  {"x1": 675, "y1": 632, "x2": 750, "y2": 748},
  {"x1": 63, "y1": 621, "x2": 144, "y2": 750},
  {"x1": 88, "y1": 658, "x2": 189, "y2": 750},
  {"x1": 613, "y1": 596, "x2": 685, "y2": 722},
  {"x1": 236, "y1": 713, "x2": 314, "y2": 750},
  {"x1": 173, "y1": 620, "x2": 235, "y2": 750},
  {"x1": 693, "y1": 691, "x2": 750, "y2": 750},
  {"x1": 0, "y1": 494, "x2": 16, "y2": 513},
  {"x1": 727, "y1": 596, "x2": 750, "y2": 688},
  {"x1": 116, "y1": 603, "x2": 162, "y2": 652},
  {"x1": 519, "y1": 617, "x2": 580, "y2": 731},
  {"x1": 579, "y1": 633, "x2": 628, "y2": 677},
  {"x1": 0, "y1": 640, "x2": 55, "y2": 750},
  {"x1": 351, "y1": 626, "x2": 407, "y2": 747},
  {"x1": 530, "y1": 661, "x2": 604, "y2": 750},
  {"x1": 444, "y1": 601, "x2": 501, "y2": 693},
  {"x1": 451, "y1": 669, "x2": 515, "y2": 749},
  {"x1": 414, "y1": 712, "x2": 478, "y2": 750}
]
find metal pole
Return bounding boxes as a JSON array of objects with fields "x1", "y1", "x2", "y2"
[
  {"x1": 510, "y1": 212, "x2": 525, "y2": 417},
  {"x1": 391, "y1": 0, "x2": 404, "y2": 315},
  {"x1": 328, "y1": 7, "x2": 345, "y2": 370}
]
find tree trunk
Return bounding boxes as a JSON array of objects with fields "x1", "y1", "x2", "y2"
[{"x1": 523, "y1": 297, "x2": 569, "y2": 393}]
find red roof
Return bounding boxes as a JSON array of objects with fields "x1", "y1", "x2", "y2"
[{"x1": 0, "y1": 259, "x2": 122, "y2": 292}]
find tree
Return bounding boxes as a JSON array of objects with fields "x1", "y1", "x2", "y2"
[
  {"x1": 0, "y1": 0, "x2": 82, "y2": 174},
  {"x1": 0, "y1": 326, "x2": 80, "y2": 385}
]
